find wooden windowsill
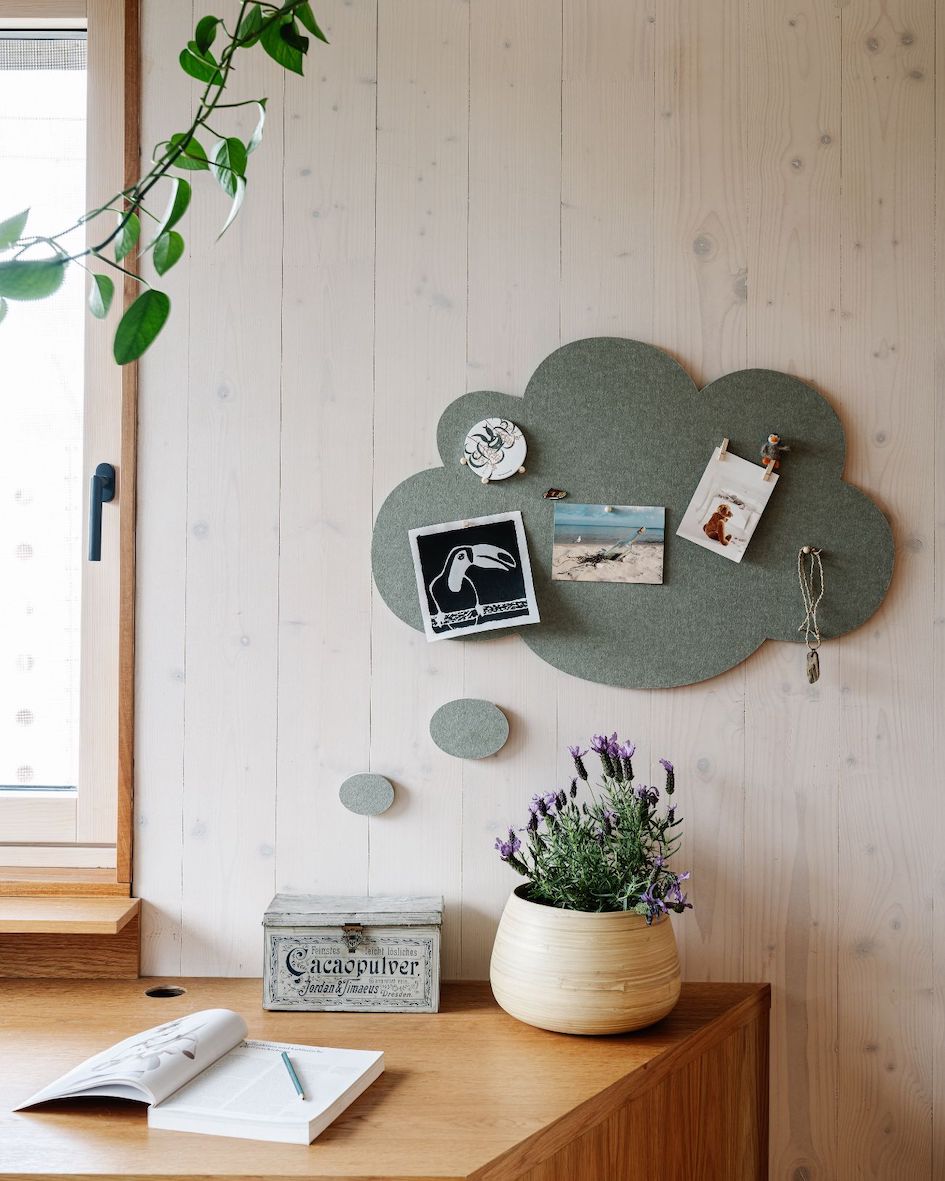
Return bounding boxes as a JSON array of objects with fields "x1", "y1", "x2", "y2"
[
  {"x1": 0, "y1": 896, "x2": 139, "y2": 935},
  {"x1": 0, "y1": 869, "x2": 130, "y2": 897}
]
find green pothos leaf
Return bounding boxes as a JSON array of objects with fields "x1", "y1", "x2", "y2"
[
  {"x1": 297, "y1": 3, "x2": 329, "y2": 44},
  {"x1": 0, "y1": 258, "x2": 67, "y2": 300},
  {"x1": 210, "y1": 137, "x2": 248, "y2": 198},
  {"x1": 217, "y1": 177, "x2": 246, "y2": 240},
  {"x1": 114, "y1": 211, "x2": 140, "y2": 261},
  {"x1": 194, "y1": 15, "x2": 219, "y2": 55},
  {"x1": 179, "y1": 43, "x2": 223, "y2": 85},
  {"x1": 260, "y1": 15, "x2": 305, "y2": 75},
  {"x1": 88, "y1": 273, "x2": 115, "y2": 318},
  {"x1": 153, "y1": 177, "x2": 191, "y2": 241},
  {"x1": 247, "y1": 99, "x2": 267, "y2": 155},
  {"x1": 237, "y1": 4, "x2": 264, "y2": 46},
  {"x1": 113, "y1": 289, "x2": 171, "y2": 364},
  {"x1": 0, "y1": 209, "x2": 29, "y2": 250},
  {"x1": 153, "y1": 230, "x2": 185, "y2": 275},
  {"x1": 168, "y1": 132, "x2": 210, "y2": 171}
]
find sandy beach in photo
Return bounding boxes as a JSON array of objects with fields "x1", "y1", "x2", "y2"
[{"x1": 552, "y1": 539, "x2": 665, "y2": 583}]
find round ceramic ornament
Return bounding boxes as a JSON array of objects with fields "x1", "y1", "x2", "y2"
[
  {"x1": 460, "y1": 417, "x2": 526, "y2": 484},
  {"x1": 429, "y1": 699, "x2": 510, "y2": 759}
]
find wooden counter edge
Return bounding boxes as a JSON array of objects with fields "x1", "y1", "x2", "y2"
[{"x1": 470, "y1": 983, "x2": 771, "y2": 1181}]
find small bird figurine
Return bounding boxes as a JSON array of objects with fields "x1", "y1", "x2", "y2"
[{"x1": 760, "y1": 433, "x2": 790, "y2": 472}]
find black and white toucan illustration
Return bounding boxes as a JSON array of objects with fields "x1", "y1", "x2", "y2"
[{"x1": 428, "y1": 543, "x2": 517, "y2": 628}]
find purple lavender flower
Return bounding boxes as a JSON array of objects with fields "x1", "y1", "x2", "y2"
[
  {"x1": 556, "y1": 789, "x2": 567, "y2": 810},
  {"x1": 528, "y1": 794, "x2": 542, "y2": 815},
  {"x1": 659, "y1": 757, "x2": 676, "y2": 795},
  {"x1": 570, "y1": 778, "x2": 578, "y2": 799},
  {"x1": 639, "y1": 882, "x2": 668, "y2": 923},
  {"x1": 568, "y1": 745, "x2": 589, "y2": 781},
  {"x1": 618, "y1": 741, "x2": 636, "y2": 782},
  {"x1": 543, "y1": 790, "x2": 558, "y2": 811},
  {"x1": 591, "y1": 733, "x2": 617, "y2": 778},
  {"x1": 494, "y1": 834, "x2": 519, "y2": 861},
  {"x1": 527, "y1": 811, "x2": 539, "y2": 833},
  {"x1": 666, "y1": 804, "x2": 677, "y2": 825},
  {"x1": 635, "y1": 784, "x2": 659, "y2": 807}
]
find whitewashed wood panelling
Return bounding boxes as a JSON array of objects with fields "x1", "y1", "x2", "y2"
[{"x1": 136, "y1": 1, "x2": 942, "y2": 1175}]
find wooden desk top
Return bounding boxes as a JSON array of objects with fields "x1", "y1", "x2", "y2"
[{"x1": 0, "y1": 978, "x2": 769, "y2": 1181}]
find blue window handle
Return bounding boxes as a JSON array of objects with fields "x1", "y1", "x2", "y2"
[{"x1": 88, "y1": 462, "x2": 116, "y2": 562}]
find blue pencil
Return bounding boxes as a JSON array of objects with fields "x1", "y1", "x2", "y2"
[{"x1": 280, "y1": 1051, "x2": 305, "y2": 1100}]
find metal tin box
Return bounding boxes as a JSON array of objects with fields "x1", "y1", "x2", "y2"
[{"x1": 263, "y1": 894, "x2": 443, "y2": 1012}]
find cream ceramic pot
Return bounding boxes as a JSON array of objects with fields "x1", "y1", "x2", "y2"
[{"x1": 490, "y1": 885, "x2": 681, "y2": 1035}]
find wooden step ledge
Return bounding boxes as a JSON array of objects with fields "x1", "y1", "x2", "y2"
[{"x1": 0, "y1": 896, "x2": 140, "y2": 935}]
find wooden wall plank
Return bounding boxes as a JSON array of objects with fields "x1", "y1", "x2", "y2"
[
  {"x1": 556, "y1": 0, "x2": 656, "y2": 890},
  {"x1": 275, "y1": 0, "x2": 376, "y2": 899},
  {"x1": 460, "y1": 0, "x2": 562, "y2": 976},
  {"x1": 134, "y1": 0, "x2": 192, "y2": 975},
  {"x1": 133, "y1": 3, "x2": 942, "y2": 1171},
  {"x1": 369, "y1": 0, "x2": 469, "y2": 979},
  {"x1": 649, "y1": 0, "x2": 749, "y2": 984},
  {"x1": 934, "y1": 0, "x2": 945, "y2": 1173},
  {"x1": 742, "y1": 1, "x2": 842, "y2": 1176},
  {"x1": 837, "y1": 0, "x2": 936, "y2": 1175},
  {"x1": 178, "y1": 48, "x2": 286, "y2": 974}
]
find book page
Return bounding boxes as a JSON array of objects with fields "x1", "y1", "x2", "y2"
[
  {"x1": 16, "y1": 1009, "x2": 247, "y2": 1109},
  {"x1": 153, "y1": 1040, "x2": 383, "y2": 1126}
]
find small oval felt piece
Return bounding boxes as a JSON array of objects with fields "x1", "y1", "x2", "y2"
[
  {"x1": 430, "y1": 699, "x2": 509, "y2": 760},
  {"x1": 339, "y1": 773, "x2": 395, "y2": 817}
]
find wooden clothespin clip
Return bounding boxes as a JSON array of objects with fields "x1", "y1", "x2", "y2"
[
  {"x1": 718, "y1": 437, "x2": 729, "y2": 460},
  {"x1": 762, "y1": 462, "x2": 775, "y2": 482}
]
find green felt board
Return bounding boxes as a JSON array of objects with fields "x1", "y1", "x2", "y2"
[
  {"x1": 429, "y1": 699, "x2": 510, "y2": 759},
  {"x1": 372, "y1": 338, "x2": 894, "y2": 689},
  {"x1": 339, "y1": 773, "x2": 395, "y2": 817}
]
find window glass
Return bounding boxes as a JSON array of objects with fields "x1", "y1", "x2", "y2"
[{"x1": 0, "y1": 34, "x2": 87, "y2": 791}]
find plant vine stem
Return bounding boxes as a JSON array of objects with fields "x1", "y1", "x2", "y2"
[{"x1": 13, "y1": 0, "x2": 308, "y2": 267}]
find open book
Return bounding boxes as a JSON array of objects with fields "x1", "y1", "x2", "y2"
[{"x1": 16, "y1": 1008, "x2": 384, "y2": 1145}]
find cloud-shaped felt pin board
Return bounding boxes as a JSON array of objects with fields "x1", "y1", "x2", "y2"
[{"x1": 372, "y1": 338, "x2": 894, "y2": 689}]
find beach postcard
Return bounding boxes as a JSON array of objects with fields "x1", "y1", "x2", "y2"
[{"x1": 552, "y1": 503, "x2": 665, "y2": 584}]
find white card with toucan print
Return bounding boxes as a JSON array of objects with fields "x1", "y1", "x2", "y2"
[{"x1": 409, "y1": 511, "x2": 540, "y2": 642}]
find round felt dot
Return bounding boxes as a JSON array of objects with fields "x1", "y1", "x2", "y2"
[
  {"x1": 430, "y1": 699, "x2": 510, "y2": 759},
  {"x1": 339, "y1": 773, "x2": 395, "y2": 816}
]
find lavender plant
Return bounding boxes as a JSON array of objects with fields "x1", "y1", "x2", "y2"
[{"x1": 494, "y1": 734, "x2": 692, "y2": 923}]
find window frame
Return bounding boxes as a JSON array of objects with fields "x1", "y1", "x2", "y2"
[{"x1": 0, "y1": 0, "x2": 138, "y2": 894}]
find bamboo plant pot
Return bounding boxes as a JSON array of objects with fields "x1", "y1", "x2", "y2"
[{"x1": 490, "y1": 885, "x2": 681, "y2": 1035}]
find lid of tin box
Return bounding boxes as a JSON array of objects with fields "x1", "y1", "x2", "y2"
[{"x1": 263, "y1": 894, "x2": 443, "y2": 928}]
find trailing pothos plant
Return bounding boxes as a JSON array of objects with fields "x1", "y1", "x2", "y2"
[{"x1": 0, "y1": 1, "x2": 325, "y2": 364}]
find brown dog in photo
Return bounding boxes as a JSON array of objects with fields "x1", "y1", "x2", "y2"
[{"x1": 703, "y1": 503, "x2": 733, "y2": 546}]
